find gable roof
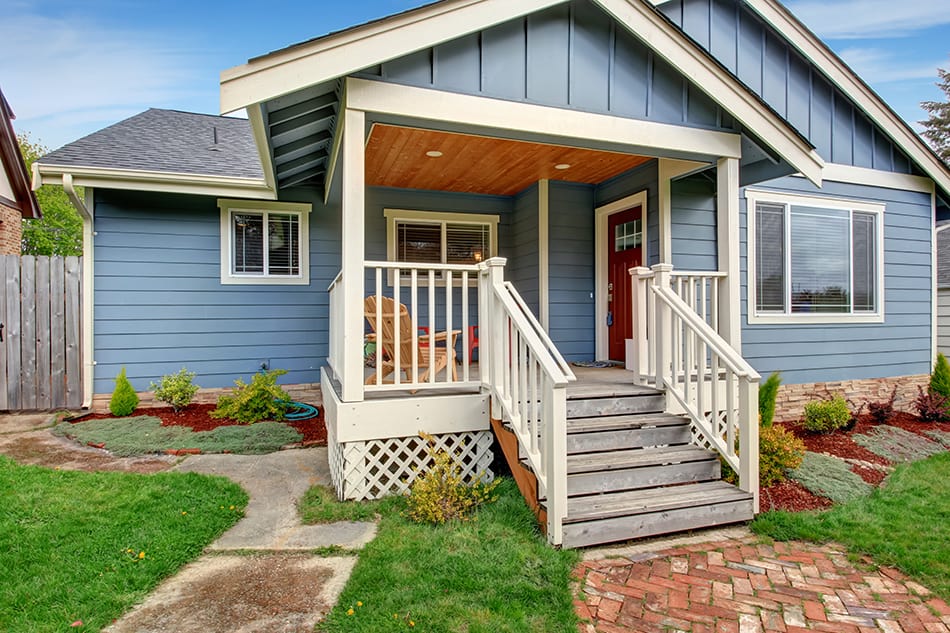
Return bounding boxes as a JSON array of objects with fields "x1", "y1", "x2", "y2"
[
  {"x1": 738, "y1": 0, "x2": 950, "y2": 198},
  {"x1": 34, "y1": 109, "x2": 274, "y2": 200},
  {"x1": 0, "y1": 87, "x2": 41, "y2": 219},
  {"x1": 221, "y1": 0, "x2": 823, "y2": 189},
  {"x1": 40, "y1": 109, "x2": 263, "y2": 180}
]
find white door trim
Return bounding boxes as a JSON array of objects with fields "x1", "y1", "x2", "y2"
[{"x1": 594, "y1": 190, "x2": 649, "y2": 361}]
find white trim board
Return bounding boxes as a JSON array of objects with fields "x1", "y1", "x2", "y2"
[
  {"x1": 35, "y1": 163, "x2": 276, "y2": 200},
  {"x1": 539, "y1": 179, "x2": 550, "y2": 331},
  {"x1": 594, "y1": 189, "x2": 649, "y2": 361},
  {"x1": 743, "y1": 0, "x2": 950, "y2": 199},
  {"x1": 347, "y1": 78, "x2": 742, "y2": 160},
  {"x1": 816, "y1": 164, "x2": 935, "y2": 195},
  {"x1": 744, "y1": 188, "x2": 886, "y2": 325}
]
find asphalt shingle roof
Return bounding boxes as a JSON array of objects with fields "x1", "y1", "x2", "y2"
[{"x1": 39, "y1": 108, "x2": 263, "y2": 180}]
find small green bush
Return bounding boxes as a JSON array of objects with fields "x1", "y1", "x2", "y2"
[
  {"x1": 802, "y1": 396, "x2": 851, "y2": 433},
  {"x1": 150, "y1": 367, "x2": 200, "y2": 412},
  {"x1": 759, "y1": 372, "x2": 782, "y2": 429},
  {"x1": 109, "y1": 367, "x2": 139, "y2": 417},
  {"x1": 759, "y1": 425, "x2": 805, "y2": 486},
  {"x1": 211, "y1": 369, "x2": 290, "y2": 424},
  {"x1": 406, "y1": 433, "x2": 500, "y2": 525},
  {"x1": 931, "y1": 353, "x2": 950, "y2": 400}
]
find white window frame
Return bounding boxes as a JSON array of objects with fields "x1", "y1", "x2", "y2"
[
  {"x1": 746, "y1": 189, "x2": 885, "y2": 324},
  {"x1": 383, "y1": 209, "x2": 499, "y2": 285},
  {"x1": 218, "y1": 198, "x2": 312, "y2": 285}
]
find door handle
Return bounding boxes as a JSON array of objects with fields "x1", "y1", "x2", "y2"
[{"x1": 0, "y1": 322, "x2": 4, "y2": 342}]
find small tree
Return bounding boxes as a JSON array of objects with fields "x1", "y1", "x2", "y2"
[
  {"x1": 921, "y1": 66, "x2": 950, "y2": 164},
  {"x1": 758, "y1": 372, "x2": 782, "y2": 429},
  {"x1": 930, "y1": 353, "x2": 950, "y2": 400},
  {"x1": 150, "y1": 368, "x2": 200, "y2": 412},
  {"x1": 110, "y1": 367, "x2": 139, "y2": 417}
]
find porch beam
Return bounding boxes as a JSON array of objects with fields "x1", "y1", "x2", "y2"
[
  {"x1": 716, "y1": 157, "x2": 741, "y2": 350},
  {"x1": 340, "y1": 108, "x2": 366, "y2": 402}
]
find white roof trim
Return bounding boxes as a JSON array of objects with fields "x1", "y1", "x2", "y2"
[
  {"x1": 222, "y1": 0, "x2": 822, "y2": 184},
  {"x1": 220, "y1": 0, "x2": 564, "y2": 114},
  {"x1": 743, "y1": 0, "x2": 950, "y2": 197},
  {"x1": 34, "y1": 163, "x2": 276, "y2": 200}
]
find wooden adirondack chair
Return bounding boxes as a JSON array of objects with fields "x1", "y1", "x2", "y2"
[{"x1": 364, "y1": 295, "x2": 459, "y2": 385}]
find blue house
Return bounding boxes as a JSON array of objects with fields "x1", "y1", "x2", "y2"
[{"x1": 35, "y1": 0, "x2": 950, "y2": 547}]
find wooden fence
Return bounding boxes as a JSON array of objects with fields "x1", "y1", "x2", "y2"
[{"x1": 1, "y1": 255, "x2": 82, "y2": 411}]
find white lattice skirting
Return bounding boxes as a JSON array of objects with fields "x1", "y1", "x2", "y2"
[{"x1": 327, "y1": 429, "x2": 495, "y2": 501}]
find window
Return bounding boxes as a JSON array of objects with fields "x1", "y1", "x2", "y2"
[
  {"x1": 218, "y1": 199, "x2": 311, "y2": 285},
  {"x1": 614, "y1": 219, "x2": 642, "y2": 252},
  {"x1": 384, "y1": 209, "x2": 499, "y2": 281},
  {"x1": 747, "y1": 190, "x2": 884, "y2": 323}
]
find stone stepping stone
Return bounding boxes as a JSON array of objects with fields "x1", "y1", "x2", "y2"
[{"x1": 852, "y1": 426, "x2": 944, "y2": 463}]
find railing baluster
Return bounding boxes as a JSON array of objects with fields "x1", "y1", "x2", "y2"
[
  {"x1": 428, "y1": 269, "x2": 436, "y2": 384},
  {"x1": 529, "y1": 357, "x2": 539, "y2": 455},
  {"x1": 726, "y1": 370, "x2": 736, "y2": 458},
  {"x1": 462, "y1": 271, "x2": 469, "y2": 382},
  {"x1": 445, "y1": 270, "x2": 453, "y2": 383},
  {"x1": 511, "y1": 330, "x2": 520, "y2": 413},
  {"x1": 375, "y1": 267, "x2": 383, "y2": 387},
  {"x1": 411, "y1": 269, "x2": 419, "y2": 383},
  {"x1": 394, "y1": 268, "x2": 401, "y2": 386}
]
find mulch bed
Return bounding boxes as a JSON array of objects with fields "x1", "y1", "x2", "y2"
[
  {"x1": 77, "y1": 403, "x2": 327, "y2": 446},
  {"x1": 763, "y1": 411, "x2": 950, "y2": 511}
]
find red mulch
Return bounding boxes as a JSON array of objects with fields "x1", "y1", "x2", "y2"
[
  {"x1": 779, "y1": 419, "x2": 891, "y2": 466},
  {"x1": 851, "y1": 463, "x2": 888, "y2": 485},
  {"x1": 760, "y1": 480, "x2": 833, "y2": 512},
  {"x1": 76, "y1": 403, "x2": 327, "y2": 446}
]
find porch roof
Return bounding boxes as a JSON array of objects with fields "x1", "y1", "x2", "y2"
[{"x1": 220, "y1": 0, "x2": 824, "y2": 197}]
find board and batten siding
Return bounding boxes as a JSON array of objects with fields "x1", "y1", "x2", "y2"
[
  {"x1": 659, "y1": 0, "x2": 916, "y2": 174},
  {"x1": 93, "y1": 189, "x2": 339, "y2": 393},
  {"x1": 509, "y1": 183, "x2": 541, "y2": 316},
  {"x1": 739, "y1": 177, "x2": 933, "y2": 384},
  {"x1": 671, "y1": 174, "x2": 718, "y2": 271},
  {"x1": 356, "y1": 0, "x2": 730, "y2": 134}
]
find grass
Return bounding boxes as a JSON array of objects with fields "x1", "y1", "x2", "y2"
[
  {"x1": 0, "y1": 456, "x2": 247, "y2": 632},
  {"x1": 787, "y1": 451, "x2": 872, "y2": 504},
  {"x1": 300, "y1": 485, "x2": 385, "y2": 524},
  {"x1": 314, "y1": 478, "x2": 579, "y2": 633},
  {"x1": 53, "y1": 416, "x2": 302, "y2": 456},
  {"x1": 752, "y1": 452, "x2": 950, "y2": 599}
]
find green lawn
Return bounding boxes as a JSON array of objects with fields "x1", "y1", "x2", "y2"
[
  {"x1": 0, "y1": 456, "x2": 247, "y2": 632},
  {"x1": 753, "y1": 452, "x2": 950, "y2": 598},
  {"x1": 303, "y1": 478, "x2": 579, "y2": 633}
]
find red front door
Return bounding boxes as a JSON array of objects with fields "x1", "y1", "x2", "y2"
[{"x1": 607, "y1": 207, "x2": 643, "y2": 361}]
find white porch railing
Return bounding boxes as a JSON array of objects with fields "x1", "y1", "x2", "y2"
[
  {"x1": 630, "y1": 264, "x2": 760, "y2": 510},
  {"x1": 480, "y1": 258, "x2": 575, "y2": 545},
  {"x1": 327, "y1": 270, "x2": 344, "y2": 379}
]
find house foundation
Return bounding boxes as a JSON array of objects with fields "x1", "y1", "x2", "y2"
[{"x1": 773, "y1": 374, "x2": 930, "y2": 423}]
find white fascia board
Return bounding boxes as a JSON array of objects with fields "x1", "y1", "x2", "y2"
[
  {"x1": 34, "y1": 163, "x2": 276, "y2": 200},
  {"x1": 594, "y1": 0, "x2": 824, "y2": 186},
  {"x1": 744, "y1": 0, "x2": 950, "y2": 197},
  {"x1": 346, "y1": 78, "x2": 742, "y2": 159},
  {"x1": 219, "y1": 0, "x2": 565, "y2": 113},
  {"x1": 247, "y1": 104, "x2": 277, "y2": 191},
  {"x1": 817, "y1": 164, "x2": 935, "y2": 195}
]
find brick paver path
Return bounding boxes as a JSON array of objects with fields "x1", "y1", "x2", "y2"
[{"x1": 575, "y1": 536, "x2": 950, "y2": 633}]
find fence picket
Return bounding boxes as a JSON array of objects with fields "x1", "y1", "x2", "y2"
[
  {"x1": 20, "y1": 256, "x2": 37, "y2": 410},
  {"x1": 5, "y1": 256, "x2": 21, "y2": 409},
  {"x1": 49, "y1": 257, "x2": 66, "y2": 407},
  {"x1": 0, "y1": 257, "x2": 7, "y2": 410},
  {"x1": 35, "y1": 257, "x2": 51, "y2": 409}
]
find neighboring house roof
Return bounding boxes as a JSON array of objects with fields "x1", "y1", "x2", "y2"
[
  {"x1": 35, "y1": 109, "x2": 274, "y2": 200},
  {"x1": 40, "y1": 109, "x2": 263, "y2": 180},
  {"x1": 0, "y1": 87, "x2": 42, "y2": 219}
]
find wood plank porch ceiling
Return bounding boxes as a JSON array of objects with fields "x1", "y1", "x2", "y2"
[{"x1": 366, "y1": 124, "x2": 652, "y2": 196}]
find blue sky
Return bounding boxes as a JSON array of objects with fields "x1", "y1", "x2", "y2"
[{"x1": 2, "y1": 0, "x2": 949, "y2": 151}]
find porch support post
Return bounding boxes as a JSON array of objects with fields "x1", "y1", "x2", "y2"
[
  {"x1": 340, "y1": 108, "x2": 366, "y2": 402},
  {"x1": 657, "y1": 160, "x2": 674, "y2": 264},
  {"x1": 716, "y1": 157, "x2": 741, "y2": 350}
]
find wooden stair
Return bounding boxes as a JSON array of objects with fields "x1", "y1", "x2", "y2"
[{"x1": 497, "y1": 380, "x2": 754, "y2": 549}]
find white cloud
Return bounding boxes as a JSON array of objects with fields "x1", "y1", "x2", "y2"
[
  {"x1": 784, "y1": 0, "x2": 950, "y2": 39},
  {"x1": 837, "y1": 47, "x2": 943, "y2": 84},
  {"x1": 0, "y1": 9, "x2": 208, "y2": 148}
]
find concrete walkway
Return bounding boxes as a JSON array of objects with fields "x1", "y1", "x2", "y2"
[
  {"x1": 575, "y1": 530, "x2": 950, "y2": 633},
  {"x1": 106, "y1": 448, "x2": 377, "y2": 633}
]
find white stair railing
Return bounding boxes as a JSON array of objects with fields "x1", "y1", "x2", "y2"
[
  {"x1": 631, "y1": 264, "x2": 760, "y2": 511},
  {"x1": 479, "y1": 258, "x2": 575, "y2": 545}
]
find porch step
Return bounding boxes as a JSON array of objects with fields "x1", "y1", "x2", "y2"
[
  {"x1": 567, "y1": 413, "x2": 691, "y2": 454},
  {"x1": 566, "y1": 392, "x2": 665, "y2": 419},
  {"x1": 559, "y1": 481, "x2": 754, "y2": 549},
  {"x1": 565, "y1": 445, "x2": 721, "y2": 496}
]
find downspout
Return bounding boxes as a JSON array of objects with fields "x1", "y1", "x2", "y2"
[{"x1": 61, "y1": 173, "x2": 95, "y2": 410}]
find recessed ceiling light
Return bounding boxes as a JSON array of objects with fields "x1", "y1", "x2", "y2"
[
  {"x1": 554, "y1": 163, "x2": 571, "y2": 170},
  {"x1": 426, "y1": 150, "x2": 443, "y2": 158}
]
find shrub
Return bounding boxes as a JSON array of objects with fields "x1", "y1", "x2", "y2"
[
  {"x1": 802, "y1": 396, "x2": 851, "y2": 433},
  {"x1": 866, "y1": 385, "x2": 898, "y2": 424},
  {"x1": 149, "y1": 368, "x2": 200, "y2": 412},
  {"x1": 211, "y1": 369, "x2": 290, "y2": 424},
  {"x1": 758, "y1": 372, "x2": 782, "y2": 429},
  {"x1": 109, "y1": 367, "x2": 139, "y2": 417},
  {"x1": 759, "y1": 425, "x2": 806, "y2": 486},
  {"x1": 916, "y1": 385, "x2": 950, "y2": 423},
  {"x1": 931, "y1": 353, "x2": 950, "y2": 401},
  {"x1": 406, "y1": 433, "x2": 500, "y2": 525}
]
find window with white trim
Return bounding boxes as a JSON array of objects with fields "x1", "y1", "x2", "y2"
[
  {"x1": 218, "y1": 199, "x2": 311, "y2": 285},
  {"x1": 747, "y1": 191, "x2": 884, "y2": 322},
  {"x1": 384, "y1": 209, "x2": 499, "y2": 278}
]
